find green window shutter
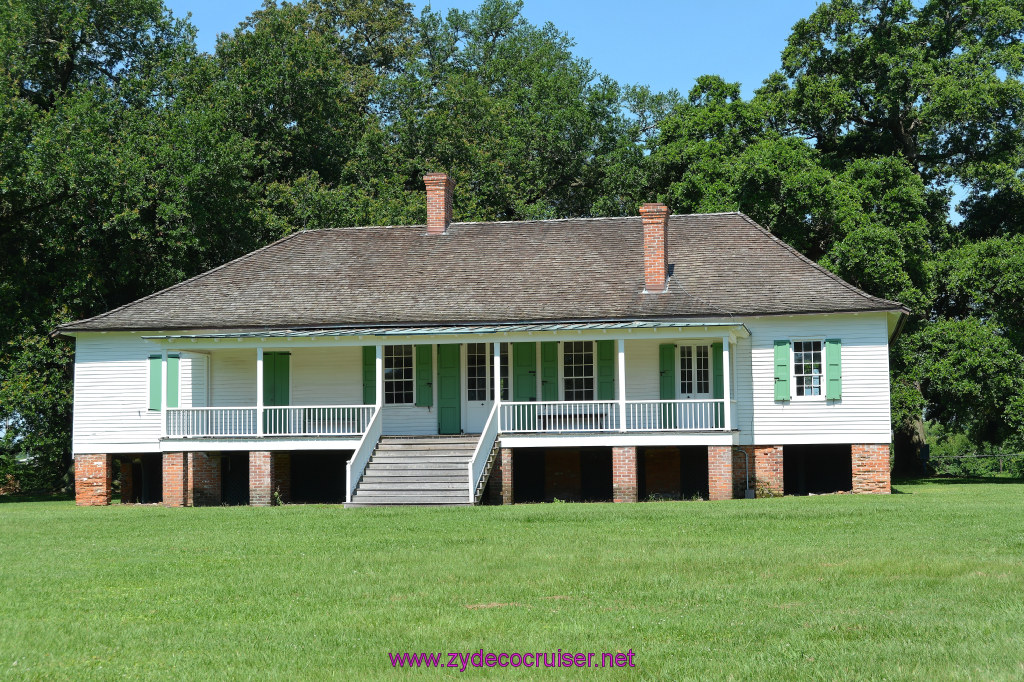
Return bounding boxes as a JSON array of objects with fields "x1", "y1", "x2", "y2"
[
  {"x1": 512, "y1": 342, "x2": 537, "y2": 401},
  {"x1": 362, "y1": 346, "x2": 376, "y2": 404},
  {"x1": 658, "y1": 344, "x2": 676, "y2": 400},
  {"x1": 415, "y1": 345, "x2": 433, "y2": 407},
  {"x1": 658, "y1": 344, "x2": 677, "y2": 428},
  {"x1": 774, "y1": 340, "x2": 791, "y2": 401},
  {"x1": 540, "y1": 342, "x2": 558, "y2": 401},
  {"x1": 825, "y1": 338, "x2": 842, "y2": 400},
  {"x1": 596, "y1": 340, "x2": 615, "y2": 400},
  {"x1": 166, "y1": 354, "x2": 180, "y2": 408},
  {"x1": 711, "y1": 343, "x2": 723, "y2": 399},
  {"x1": 149, "y1": 355, "x2": 162, "y2": 411},
  {"x1": 262, "y1": 352, "x2": 290, "y2": 407}
]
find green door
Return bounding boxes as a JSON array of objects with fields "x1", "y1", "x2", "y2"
[
  {"x1": 436, "y1": 344, "x2": 461, "y2": 435},
  {"x1": 263, "y1": 352, "x2": 290, "y2": 434}
]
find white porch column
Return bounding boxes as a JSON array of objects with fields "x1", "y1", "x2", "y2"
[
  {"x1": 721, "y1": 335, "x2": 731, "y2": 431},
  {"x1": 160, "y1": 350, "x2": 168, "y2": 438},
  {"x1": 375, "y1": 344, "x2": 384, "y2": 407},
  {"x1": 617, "y1": 338, "x2": 627, "y2": 432},
  {"x1": 256, "y1": 346, "x2": 264, "y2": 437},
  {"x1": 493, "y1": 342, "x2": 502, "y2": 428}
]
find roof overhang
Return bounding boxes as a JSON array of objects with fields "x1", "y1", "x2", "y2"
[{"x1": 140, "y1": 320, "x2": 751, "y2": 347}]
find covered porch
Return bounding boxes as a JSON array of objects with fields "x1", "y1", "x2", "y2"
[{"x1": 144, "y1": 321, "x2": 749, "y2": 503}]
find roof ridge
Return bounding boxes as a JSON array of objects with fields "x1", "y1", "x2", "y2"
[
  {"x1": 733, "y1": 212, "x2": 905, "y2": 310},
  {"x1": 56, "y1": 230, "x2": 309, "y2": 332}
]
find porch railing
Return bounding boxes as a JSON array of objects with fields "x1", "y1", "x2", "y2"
[
  {"x1": 468, "y1": 402, "x2": 501, "y2": 503},
  {"x1": 165, "y1": 407, "x2": 257, "y2": 438},
  {"x1": 499, "y1": 401, "x2": 621, "y2": 432},
  {"x1": 165, "y1": 405, "x2": 373, "y2": 438},
  {"x1": 624, "y1": 399, "x2": 725, "y2": 431},
  {"x1": 497, "y1": 399, "x2": 727, "y2": 433},
  {"x1": 263, "y1": 405, "x2": 375, "y2": 436},
  {"x1": 346, "y1": 405, "x2": 383, "y2": 503}
]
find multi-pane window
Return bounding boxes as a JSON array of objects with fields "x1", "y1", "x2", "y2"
[
  {"x1": 466, "y1": 343, "x2": 509, "y2": 401},
  {"x1": 793, "y1": 340, "x2": 823, "y2": 397},
  {"x1": 680, "y1": 345, "x2": 710, "y2": 396},
  {"x1": 384, "y1": 345, "x2": 414, "y2": 404},
  {"x1": 563, "y1": 341, "x2": 594, "y2": 401}
]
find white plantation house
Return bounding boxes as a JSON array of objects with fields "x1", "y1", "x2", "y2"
[{"x1": 59, "y1": 174, "x2": 905, "y2": 507}]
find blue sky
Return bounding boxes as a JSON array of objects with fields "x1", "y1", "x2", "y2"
[{"x1": 165, "y1": 0, "x2": 824, "y2": 98}]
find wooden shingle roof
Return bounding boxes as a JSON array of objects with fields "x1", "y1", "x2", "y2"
[{"x1": 59, "y1": 212, "x2": 904, "y2": 333}]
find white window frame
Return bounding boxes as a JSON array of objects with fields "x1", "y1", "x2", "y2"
[
  {"x1": 791, "y1": 338, "x2": 825, "y2": 401},
  {"x1": 677, "y1": 342, "x2": 712, "y2": 399},
  {"x1": 383, "y1": 344, "x2": 415, "y2": 405},
  {"x1": 560, "y1": 340, "x2": 596, "y2": 402}
]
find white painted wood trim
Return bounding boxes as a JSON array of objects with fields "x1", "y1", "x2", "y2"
[
  {"x1": 255, "y1": 347, "x2": 264, "y2": 437},
  {"x1": 722, "y1": 335, "x2": 732, "y2": 431},
  {"x1": 617, "y1": 338, "x2": 626, "y2": 432},
  {"x1": 374, "y1": 344, "x2": 384, "y2": 407}
]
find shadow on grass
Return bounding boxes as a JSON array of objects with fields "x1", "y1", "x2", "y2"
[
  {"x1": 0, "y1": 492, "x2": 74, "y2": 504},
  {"x1": 894, "y1": 475, "x2": 1024, "y2": 487}
]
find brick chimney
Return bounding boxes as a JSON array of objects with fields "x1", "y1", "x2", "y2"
[
  {"x1": 424, "y1": 172, "x2": 454, "y2": 235},
  {"x1": 640, "y1": 202, "x2": 670, "y2": 293}
]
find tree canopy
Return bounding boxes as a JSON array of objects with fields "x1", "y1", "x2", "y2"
[{"x1": 1, "y1": 0, "x2": 1022, "y2": 490}]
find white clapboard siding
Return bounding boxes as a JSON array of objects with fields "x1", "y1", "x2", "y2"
[
  {"x1": 747, "y1": 312, "x2": 891, "y2": 444},
  {"x1": 72, "y1": 333, "x2": 164, "y2": 453},
  {"x1": 179, "y1": 352, "x2": 208, "y2": 408},
  {"x1": 623, "y1": 339, "x2": 663, "y2": 401},
  {"x1": 209, "y1": 349, "x2": 257, "y2": 407},
  {"x1": 291, "y1": 347, "x2": 362, "y2": 405}
]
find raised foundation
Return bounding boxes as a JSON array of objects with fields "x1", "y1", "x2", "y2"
[
  {"x1": 707, "y1": 446, "x2": 733, "y2": 500},
  {"x1": 250, "y1": 451, "x2": 272, "y2": 506},
  {"x1": 612, "y1": 446, "x2": 637, "y2": 503},
  {"x1": 162, "y1": 452, "x2": 187, "y2": 507},
  {"x1": 852, "y1": 444, "x2": 891, "y2": 494},
  {"x1": 75, "y1": 454, "x2": 112, "y2": 506},
  {"x1": 188, "y1": 452, "x2": 222, "y2": 506},
  {"x1": 754, "y1": 445, "x2": 784, "y2": 496},
  {"x1": 272, "y1": 452, "x2": 291, "y2": 504},
  {"x1": 119, "y1": 459, "x2": 136, "y2": 503}
]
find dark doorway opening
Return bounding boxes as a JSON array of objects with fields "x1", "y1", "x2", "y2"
[
  {"x1": 638, "y1": 446, "x2": 709, "y2": 500},
  {"x1": 221, "y1": 453, "x2": 250, "y2": 505},
  {"x1": 783, "y1": 444, "x2": 853, "y2": 495},
  {"x1": 512, "y1": 448, "x2": 613, "y2": 502},
  {"x1": 124, "y1": 454, "x2": 162, "y2": 503},
  {"x1": 290, "y1": 451, "x2": 351, "y2": 503}
]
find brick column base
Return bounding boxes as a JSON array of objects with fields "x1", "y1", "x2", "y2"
[
  {"x1": 754, "y1": 445, "x2": 784, "y2": 496},
  {"x1": 163, "y1": 452, "x2": 187, "y2": 507},
  {"x1": 119, "y1": 459, "x2": 136, "y2": 504},
  {"x1": 272, "y1": 453, "x2": 291, "y2": 504},
  {"x1": 732, "y1": 447, "x2": 751, "y2": 498},
  {"x1": 497, "y1": 448, "x2": 514, "y2": 504},
  {"x1": 250, "y1": 451, "x2": 272, "y2": 506},
  {"x1": 486, "y1": 449, "x2": 503, "y2": 504},
  {"x1": 188, "y1": 452, "x2": 222, "y2": 507},
  {"x1": 852, "y1": 444, "x2": 891, "y2": 494},
  {"x1": 707, "y1": 446, "x2": 733, "y2": 500},
  {"x1": 75, "y1": 454, "x2": 112, "y2": 506},
  {"x1": 612, "y1": 446, "x2": 637, "y2": 503}
]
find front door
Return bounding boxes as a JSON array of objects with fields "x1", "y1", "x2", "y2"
[
  {"x1": 679, "y1": 344, "x2": 712, "y2": 428},
  {"x1": 437, "y1": 344, "x2": 461, "y2": 435}
]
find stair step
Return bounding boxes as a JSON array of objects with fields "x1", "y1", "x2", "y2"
[
  {"x1": 369, "y1": 456, "x2": 470, "y2": 463},
  {"x1": 351, "y1": 495, "x2": 471, "y2": 505},
  {"x1": 357, "y1": 488, "x2": 468, "y2": 496},
  {"x1": 344, "y1": 499, "x2": 471, "y2": 503},
  {"x1": 380, "y1": 437, "x2": 478, "y2": 444},
  {"x1": 361, "y1": 475, "x2": 466, "y2": 483},
  {"x1": 366, "y1": 463, "x2": 466, "y2": 470},
  {"x1": 358, "y1": 482, "x2": 467, "y2": 490},
  {"x1": 376, "y1": 444, "x2": 475, "y2": 448}
]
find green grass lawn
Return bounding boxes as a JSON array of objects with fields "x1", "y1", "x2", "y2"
[{"x1": 2, "y1": 480, "x2": 1023, "y2": 680}]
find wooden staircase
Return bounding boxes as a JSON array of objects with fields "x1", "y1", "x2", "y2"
[{"x1": 347, "y1": 435, "x2": 479, "y2": 506}]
